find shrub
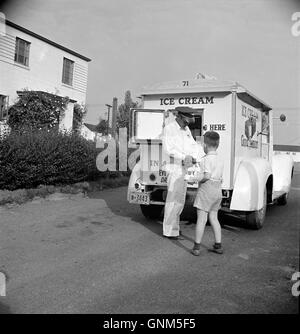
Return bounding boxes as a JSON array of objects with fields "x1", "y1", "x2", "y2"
[
  {"x1": 7, "y1": 90, "x2": 69, "y2": 131},
  {"x1": 0, "y1": 129, "x2": 101, "y2": 190}
]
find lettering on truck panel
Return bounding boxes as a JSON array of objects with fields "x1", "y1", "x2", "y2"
[
  {"x1": 160, "y1": 96, "x2": 214, "y2": 106},
  {"x1": 210, "y1": 124, "x2": 226, "y2": 131},
  {"x1": 241, "y1": 104, "x2": 259, "y2": 148}
]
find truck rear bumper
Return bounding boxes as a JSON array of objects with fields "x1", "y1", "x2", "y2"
[{"x1": 128, "y1": 187, "x2": 232, "y2": 208}]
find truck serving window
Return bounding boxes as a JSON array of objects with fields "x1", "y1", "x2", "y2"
[
  {"x1": 131, "y1": 109, "x2": 165, "y2": 142},
  {"x1": 189, "y1": 115, "x2": 202, "y2": 141},
  {"x1": 187, "y1": 109, "x2": 203, "y2": 141}
]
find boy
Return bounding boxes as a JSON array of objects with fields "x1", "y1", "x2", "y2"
[{"x1": 190, "y1": 131, "x2": 224, "y2": 256}]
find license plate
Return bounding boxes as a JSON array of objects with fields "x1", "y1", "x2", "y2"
[{"x1": 129, "y1": 191, "x2": 150, "y2": 204}]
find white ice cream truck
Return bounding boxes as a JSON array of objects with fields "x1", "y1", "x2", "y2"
[{"x1": 127, "y1": 78, "x2": 294, "y2": 229}]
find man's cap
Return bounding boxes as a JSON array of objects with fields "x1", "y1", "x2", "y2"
[{"x1": 175, "y1": 106, "x2": 195, "y2": 120}]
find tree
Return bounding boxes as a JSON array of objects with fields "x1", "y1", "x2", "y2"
[
  {"x1": 117, "y1": 90, "x2": 139, "y2": 130},
  {"x1": 7, "y1": 90, "x2": 69, "y2": 132},
  {"x1": 73, "y1": 103, "x2": 88, "y2": 133},
  {"x1": 95, "y1": 118, "x2": 109, "y2": 134}
]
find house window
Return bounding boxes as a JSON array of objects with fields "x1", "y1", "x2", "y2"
[
  {"x1": 14, "y1": 37, "x2": 30, "y2": 66},
  {"x1": 0, "y1": 95, "x2": 8, "y2": 120},
  {"x1": 62, "y1": 57, "x2": 74, "y2": 86}
]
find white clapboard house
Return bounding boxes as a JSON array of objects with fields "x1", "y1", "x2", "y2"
[{"x1": 0, "y1": 19, "x2": 91, "y2": 133}]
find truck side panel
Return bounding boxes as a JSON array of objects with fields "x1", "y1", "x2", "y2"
[
  {"x1": 230, "y1": 96, "x2": 273, "y2": 211},
  {"x1": 234, "y1": 96, "x2": 264, "y2": 167}
]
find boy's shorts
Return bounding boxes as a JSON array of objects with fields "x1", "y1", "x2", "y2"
[{"x1": 193, "y1": 180, "x2": 222, "y2": 212}]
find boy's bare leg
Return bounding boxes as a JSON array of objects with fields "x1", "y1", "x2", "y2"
[
  {"x1": 191, "y1": 209, "x2": 208, "y2": 256},
  {"x1": 195, "y1": 209, "x2": 208, "y2": 243},
  {"x1": 208, "y1": 211, "x2": 221, "y2": 243},
  {"x1": 208, "y1": 211, "x2": 223, "y2": 254}
]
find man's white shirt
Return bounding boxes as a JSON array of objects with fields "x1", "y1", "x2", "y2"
[{"x1": 162, "y1": 120, "x2": 203, "y2": 165}]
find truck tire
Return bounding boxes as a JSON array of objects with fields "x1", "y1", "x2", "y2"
[
  {"x1": 245, "y1": 187, "x2": 267, "y2": 230},
  {"x1": 140, "y1": 204, "x2": 164, "y2": 220},
  {"x1": 218, "y1": 210, "x2": 226, "y2": 225},
  {"x1": 277, "y1": 193, "x2": 288, "y2": 206}
]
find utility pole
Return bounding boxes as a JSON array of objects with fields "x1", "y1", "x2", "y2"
[
  {"x1": 111, "y1": 97, "x2": 118, "y2": 138},
  {"x1": 105, "y1": 104, "x2": 112, "y2": 134}
]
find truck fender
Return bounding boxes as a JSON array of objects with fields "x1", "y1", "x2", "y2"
[
  {"x1": 230, "y1": 158, "x2": 272, "y2": 211},
  {"x1": 127, "y1": 162, "x2": 141, "y2": 200},
  {"x1": 272, "y1": 154, "x2": 294, "y2": 194}
]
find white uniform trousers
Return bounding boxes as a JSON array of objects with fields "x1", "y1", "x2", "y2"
[{"x1": 163, "y1": 166, "x2": 187, "y2": 237}]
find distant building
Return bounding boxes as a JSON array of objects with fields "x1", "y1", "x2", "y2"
[
  {"x1": 81, "y1": 122, "x2": 112, "y2": 142},
  {"x1": 273, "y1": 145, "x2": 300, "y2": 162},
  {"x1": 0, "y1": 20, "x2": 91, "y2": 132},
  {"x1": 81, "y1": 123, "x2": 101, "y2": 141}
]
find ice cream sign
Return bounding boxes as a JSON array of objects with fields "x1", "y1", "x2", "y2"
[
  {"x1": 159, "y1": 96, "x2": 214, "y2": 106},
  {"x1": 241, "y1": 105, "x2": 259, "y2": 148}
]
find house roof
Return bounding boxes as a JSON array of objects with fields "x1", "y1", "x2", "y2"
[
  {"x1": 83, "y1": 123, "x2": 100, "y2": 133},
  {"x1": 273, "y1": 145, "x2": 300, "y2": 152},
  {"x1": 6, "y1": 20, "x2": 91, "y2": 62},
  {"x1": 141, "y1": 78, "x2": 272, "y2": 111}
]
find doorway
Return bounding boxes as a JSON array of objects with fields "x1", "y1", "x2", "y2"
[{"x1": 188, "y1": 108, "x2": 203, "y2": 141}]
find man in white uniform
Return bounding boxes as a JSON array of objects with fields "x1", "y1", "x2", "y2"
[{"x1": 162, "y1": 106, "x2": 201, "y2": 240}]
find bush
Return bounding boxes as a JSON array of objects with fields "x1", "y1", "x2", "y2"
[
  {"x1": 0, "y1": 129, "x2": 102, "y2": 190},
  {"x1": 7, "y1": 90, "x2": 68, "y2": 131}
]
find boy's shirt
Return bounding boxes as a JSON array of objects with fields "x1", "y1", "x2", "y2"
[
  {"x1": 200, "y1": 151, "x2": 224, "y2": 182},
  {"x1": 184, "y1": 151, "x2": 223, "y2": 183}
]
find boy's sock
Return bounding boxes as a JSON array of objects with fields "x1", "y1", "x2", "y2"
[{"x1": 193, "y1": 242, "x2": 201, "y2": 250}]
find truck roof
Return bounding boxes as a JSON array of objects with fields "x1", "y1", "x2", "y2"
[{"x1": 141, "y1": 79, "x2": 272, "y2": 111}]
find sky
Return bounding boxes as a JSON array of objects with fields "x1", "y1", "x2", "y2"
[{"x1": 1, "y1": 0, "x2": 299, "y2": 145}]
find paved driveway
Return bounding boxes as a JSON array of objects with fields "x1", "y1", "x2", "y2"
[{"x1": 0, "y1": 174, "x2": 299, "y2": 314}]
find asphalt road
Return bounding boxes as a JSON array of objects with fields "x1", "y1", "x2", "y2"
[{"x1": 0, "y1": 174, "x2": 299, "y2": 314}]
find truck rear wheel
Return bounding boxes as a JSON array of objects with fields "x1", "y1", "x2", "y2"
[
  {"x1": 140, "y1": 204, "x2": 164, "y2": 220},
  {"x1": 245, "y1": 187, "x2": 267, "y2": 230}
]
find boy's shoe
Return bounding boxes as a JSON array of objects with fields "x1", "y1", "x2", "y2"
[
  {"x1": 190, "y1": 242, "x2": 201, "y2": 256},
  {"x1": 208, "y1": 243, "x2": 224, "y2": 254},
  {"x1": 190, "y1": 248, "x2": 201, "y2": 256}
]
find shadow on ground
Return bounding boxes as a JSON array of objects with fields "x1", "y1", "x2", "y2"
[
  {"x1": 88, "y1": 187, "x2": 251, "y2": 247},
  {"x1": 88, "y1": 178, "x2": 299, "y2": 243}
]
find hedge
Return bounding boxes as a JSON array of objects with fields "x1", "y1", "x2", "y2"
[{"x1": 0, "y1": 129, "x2": 102, "y2": 190}]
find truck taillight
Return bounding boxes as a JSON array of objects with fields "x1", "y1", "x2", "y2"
[
  {"x1": 149, "y1": 173, "x2": 156, "y2": 181},
  {"x1": 221, "y1": 190, "x2": 232, "y2": 208},
  {"x1": 222, "y1": 190, "x2": 231, "y2": 198},
  {"x1": 134, "y1": 181, "x2": 146, "y2": 192}
]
